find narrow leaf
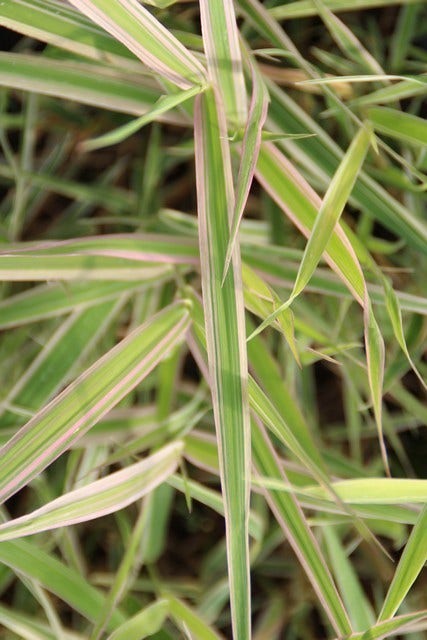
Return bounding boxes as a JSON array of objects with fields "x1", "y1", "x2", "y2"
[
  {"x1": 194, "y1": 88, "x2": 251, "y2": 640},
  {"x1": 271, "y1": 0, "x2": 422, "y2": 20},
  {"x1": 0, "y1": 302, "x2": 191, "y2": 504},
  {"x1": 223, "y1": 61, "x2": 270, "y2": 281},
  {"x1": 107, "y1": 599, "x2": 169, "y2": 640},
  {"x1": 0, "y1": 540, "x2": 125, "y2": 628},
  {"x1": 199, "y1": 0, "x2": 246, "y2": 124},
  {"x1": 323, "y1": 526, "x2": 375, "y2": 631},
  {"x1": 0, "y1": 442, "x2": 182, "y2": 541},
  {"x1": 0, "y1": 299, "x2": 126, "y2": 427},
  {"x1": 356, "y1": 611, "x2": 427, "y2": 640},
  {"x1": 252, "y1": 421, "x2": 352, "y2": 636},
  {"x1": 0, "y1": 281, "x2": 146, "y2": 329},
  {"x1": 368, "y1": 106, "x2": 427, "y2": 146},
  {"x1": 378, "y1": 506, "x2": 427, "y2": 621},
  {"x1": 67, "y1": 0, "x2": 206, "y2": 88},
  {"x1": 168, "y1": 597, "x2": 224, "y2": 640},
  {"x1": 82, "y1": 85, "x2": 205, "y2": 152},
  {"x1": 0, "y1": 0, "x2": 139, "y2": 70},
  {"x1": 364, "y1": 300, "x2": 388, "y2": 475},
  {"x1": 383, "y1": 278, "x2": 426, "y2": 390},
  {"x1": 0, "y1": 53, "x2": 182, "y2": 119},
  {"x1": 249, "y1": 125, "x2": 371, "y2": 339}
]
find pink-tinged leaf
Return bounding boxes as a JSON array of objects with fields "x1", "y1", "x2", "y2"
[
  {"x1": 194, "y1": 87, "x2": 251, "y2": 640},
  {"x1": 3, "y1": 234, "x2": 199, "y2": 265},
  {"x1": 68, "y1": 0, "x2": 206, "y2": 88},
  {"x1": 255, "y1": 143, "x2": 366, "y2": 307},
  {"x1": 0, "y1": 302, "x2": 191, "y2": 504},
  {"x1": 199, "y1": 0, "x2": 247, "y2": 125},
  {"x1": 0, "y1": 442, "x2": 183, "y2": 541},
  {"x1": 252, "y1": 419, "x2": 352, "y2": 637}
]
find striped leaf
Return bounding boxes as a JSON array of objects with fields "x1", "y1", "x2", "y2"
[
  {"x1": 199, "y1": 0, "x2": 246, "y2": 124},
  {"x1": 0, "y1": 302, "x2": 191, "y2": 504},
  {"x1": 194, "y1": 87, "x2": 251, "y2": 640},
  {"x1": 0, "y1": 53, "x2": 180, "y2": 119},
  {"x1": 0, "y1": 442, "x2": 182, "y2": 541},
  {"x1": 68, "y1": 0, "x2": 206, "y2": 88},
  {"x1": 249, "y1": 125, "x2": 372, "y2": 337}
]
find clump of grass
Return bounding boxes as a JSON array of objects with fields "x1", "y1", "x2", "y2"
[{"x1": 0, "y1": 1, "x2": 426, "y2": 639}]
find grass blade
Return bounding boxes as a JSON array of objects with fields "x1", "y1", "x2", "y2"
[
  {"x1": 255, "y1": 143, "x2": 367, "y2": 304},
  {"x1": 82, "y1": 84, "x2": 205, "y2": 152},
  {"x1": 187, "y1": 289, "x2": 352, "y2": 635},
  {"x1": 368, "y1": 106, "x2": 427, "y2": 147},
  {"x1": 249, "y1": 125, "x2": 371, "y2": 338},
  {"x1": 252, "y1": 420, "x2": 352, "y2": 636},
  {"x1": 0, "y1": 281, "x2": 147, "y2": 328},
  {"x1": 223, "y1": 61, "x2": 270, "y2": 282},
  {"x1": 0, "y1": 301, "x2": 191, "y2": 504},
  {"x1": 0, "y1": 0, "x2": 138, "y2": 69},
  {"x1": 0, "y1": 53, "x2": 180, "y2": 119},
  {"x1": 323, "y1": 526, "x2": 375, "y2": 631},
  {"x1": 364, "y1": 299, "x2": 387, "y2": 474},
  {"x1": 68, "y1": 0, "x2": 206, "y2": 88},
  {"x1": 107, "y1": 599, "x2": 169, "y2": 640},
  {"x1": 0, "y1": 540, "x2": 125, "y2": 629},
  {"x1": 194, "y1": 87, "x2": 251, "y2": 640},
  {"x1": 378, "y1": 505, "x2": 427, "y2": 621},
  {"x1": 199, "y1": 0, "x2": 246, "y2": 124},
  {"x1": 383, "y1": 278, "x2": 426, "y2": 390},
  {"x1": 271, "y1": 0, "x2": 422, "y2": 20},
  {"x1": 0, "y1": 299, "x2": 126, "y2": 427},
  {"x1": 301, "y1": 478, "x2": 427, "y2": 504},
  {"x1": 0, "y1": 442, "x2": 182, "y2": 541},
  {"x1": 168, "y1": 597, "x2": 224, "y2": 640},
  {"x1": 356, "y1": 611, "x2": 427, "y2": 640}
]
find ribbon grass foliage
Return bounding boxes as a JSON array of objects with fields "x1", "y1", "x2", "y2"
[
  {"x1": 194, "y1": 88, "x2": 251, "y2": 640},
  {"x1": 0, "y1": 1, "x2": 426, "y2": 639}
]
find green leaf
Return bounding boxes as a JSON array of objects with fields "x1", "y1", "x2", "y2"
[
  {"x1": 252, "y1": 421, "x2": 352, "y2": 637},
  {"x1": 356, "y1": 611, "x2": 427, "y2": 640},
  {"x1": 0, "y1": 540, "x2": 125, "y2": 629},
  {"x1": 249, "y1": 125, "x2": 371, "y2": 338},
  {"x1": 364, "y1": 300, "x2": 387, "y2": 474},
  {"x1": 368, "y1": 106, "x2": 427, "y2": 146},
  {"x1": 82, "y1": 84, "x2": 206, "y2": 152},
  {"x1": 0, "y1": 281, "x2": 147, "y2": 328},
  {"x1": 270, "y1": 0, "x2": 422, "y2": 20},
  {"x1": 0, "y1": 0, "x2": 138, "y2": 69},
  {"x1": 168, "y1": 597, "x2": 224, "y2": 640},
  {"x1": 107, "y1": 600, "x2": 170, "y2": 640},
  {"x1": 323, "y1": 526, "x2": 375, "y2": 631},
  {"x1": 223, "y1": 61, "x2": 270, "y2": 281},
  {"x1": 301, "y1": 478, "x2": 427, "y2": 504},
  {"x1": 383, "y1": 278, "x2": 426, "y2": 390},
  {"x1": 0, "y1": 299, "x2": 127, "y2": 427},
  {"x1": 379, "y1": 506, "x2": 427, "y2": 620}
]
